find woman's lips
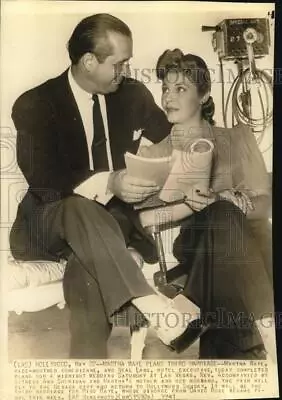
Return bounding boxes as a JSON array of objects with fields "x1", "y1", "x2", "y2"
[{"x1": 166, "y1": 107, "x2": 179, "y2": 112}]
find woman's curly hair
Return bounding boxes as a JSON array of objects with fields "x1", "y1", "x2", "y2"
[{"x1": 156, "y1": 49, "x2": 215, "y2": 125}]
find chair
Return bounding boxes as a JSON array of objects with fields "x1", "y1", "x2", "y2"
[{"x1": 139, "y1": 208, "x2": 189, "y2": 298}]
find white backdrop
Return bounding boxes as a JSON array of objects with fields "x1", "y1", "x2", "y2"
[{"x1": 1, "y1": 1, "x2": 274, "y2": 170}]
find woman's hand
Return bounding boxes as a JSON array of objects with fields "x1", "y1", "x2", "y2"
[
  {"x1": 217, "y1": 189, "x2": 255, "y2": 215},
  {"x1": 186, "y1": 188, "x2": 255, "y2": 215},
  {"x1": 184, "y1": 189, "x2": 217, "y2": 211}
]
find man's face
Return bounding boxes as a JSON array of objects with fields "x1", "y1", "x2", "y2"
[{"x1": 89, "y1": 32, "x2": 133, "y2": 94}]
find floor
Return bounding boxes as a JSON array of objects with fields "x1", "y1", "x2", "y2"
[
  {"x1": 8, "y1": 245, "x2": 199, "y2": 360},
  {"x1": 8, "y1": 305, "x2": 199, "y2": 360}
]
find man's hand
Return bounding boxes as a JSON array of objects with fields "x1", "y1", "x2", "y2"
[{"x1": 108, "y1": 169, "x2": 160, "y2": 203}]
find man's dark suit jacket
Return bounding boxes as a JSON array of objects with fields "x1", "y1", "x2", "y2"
[{"x1": 10, "y1": 69, "x2": 171, "y2": 262}]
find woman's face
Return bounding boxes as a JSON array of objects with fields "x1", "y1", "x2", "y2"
[{"x1": 161, "y1": 70, "x2": 203, "y2": 124}]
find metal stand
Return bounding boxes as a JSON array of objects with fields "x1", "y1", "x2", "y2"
[{"x1": 152, "y1": 230, "x2": 187, "y2": 299}]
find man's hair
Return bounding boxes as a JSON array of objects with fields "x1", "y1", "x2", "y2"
[{"x1": 67, "y1": 13, "x2": 132, "y2": 64}]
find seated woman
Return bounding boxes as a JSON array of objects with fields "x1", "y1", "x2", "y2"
[{"x1": 139, "y1": 49, "x2": 274, "y2": 360}]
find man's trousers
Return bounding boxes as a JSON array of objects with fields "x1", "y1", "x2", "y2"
[{"x1": 10, "y1": 195, "x2": 154, "y2": 358}]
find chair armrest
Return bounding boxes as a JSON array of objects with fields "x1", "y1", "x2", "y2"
[{"x1": 139, "y1": 204, "x2": 192, "y2": 232}]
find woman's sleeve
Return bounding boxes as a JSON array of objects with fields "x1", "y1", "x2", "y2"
[{"x1": 230, "y1": 123, "x2": 271, "y2": 198}]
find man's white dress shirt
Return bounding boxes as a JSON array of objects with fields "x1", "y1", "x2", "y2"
[{"x1": 68, "y1": 68, "x2": 114, "y2": 204}]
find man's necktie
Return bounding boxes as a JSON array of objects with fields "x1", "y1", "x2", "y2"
[{"x1": 91, "y1": 94, "x2": 109, "y2": 171}]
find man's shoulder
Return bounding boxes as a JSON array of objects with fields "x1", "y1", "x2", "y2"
[
  {"x1": 112, "y1": 77, "x2": 152, "y2": 100},
  {"x1": 121, "y1": 77, "x2": 147, "y2": 90},
  {"x1": 12, "y1": 70, "x2": 68, "y2": 112}
]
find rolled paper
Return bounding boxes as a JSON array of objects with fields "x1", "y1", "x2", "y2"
[{"x1": 190, "y1": 138, "x2": 214, "y2": 154}]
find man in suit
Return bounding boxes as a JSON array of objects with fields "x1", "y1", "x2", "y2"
[{"x1": 10, "y1": 13, "x2": 193, "y2": 358}]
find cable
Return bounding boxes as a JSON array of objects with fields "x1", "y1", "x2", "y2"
[
  {"x1": 223, "y1": 66, "x2": 273, "y2": 151},
  {"x1": 232, "y1": 68, "x2": 273, "y2": 129},
  {"x1": 211, "y1": 24, "x2": 273, "y2": 153},
  {"x1": 257, "y1": 87, "x2": 266, "y2": 143},
  {"x1": 219, "y1": 57, "x2": 226, "y2": 128},
  {"x1": 224, "y1": 74, "x2": 239, "y2": 127}
]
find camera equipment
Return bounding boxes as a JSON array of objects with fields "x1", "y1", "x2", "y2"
[{"x1": 202, "y1": 16, "x2": 273, "y2": 151}]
